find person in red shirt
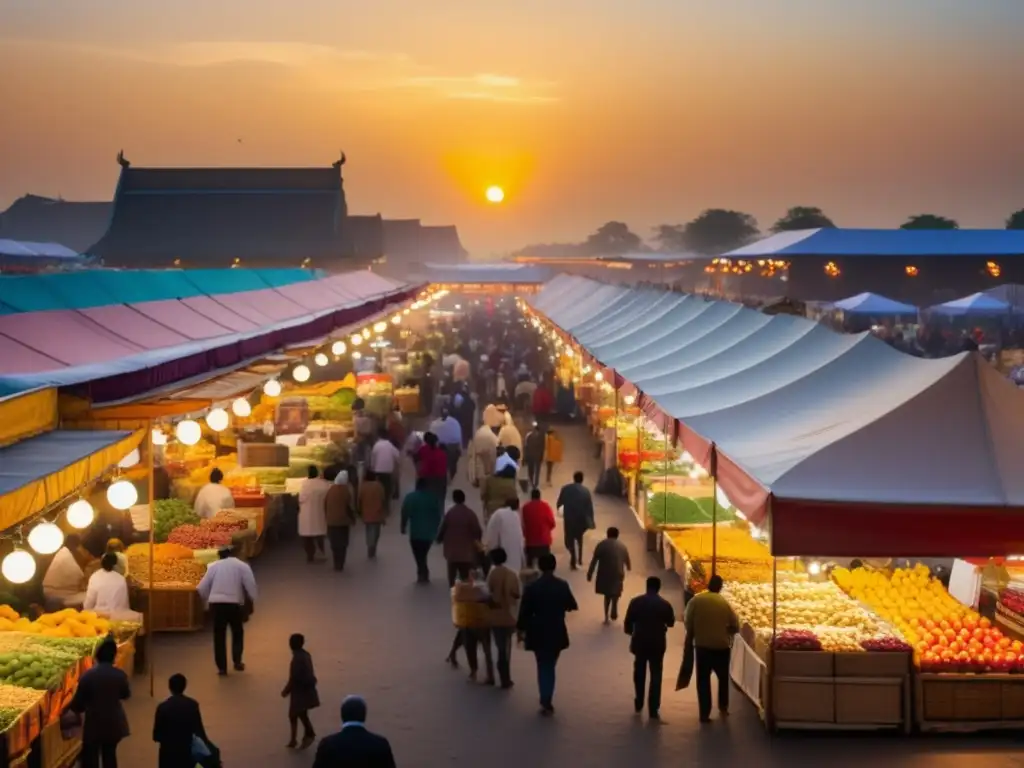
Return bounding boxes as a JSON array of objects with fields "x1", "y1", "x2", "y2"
[
  {"x1": 416, "y1": 431, "x2": 449, "y2": 509},
  {"x1": 531, "y1": 381, "x2": 554, "y2": 419},
  {"x1": 521, "y1": 488, "x2": 556, "y2": 568}
]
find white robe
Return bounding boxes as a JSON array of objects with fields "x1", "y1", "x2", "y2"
[
  {"x1": 468, "y1": 427, "x2": 499, "y2": 485},
  {"x1": 84, "y1": 569, "x2": 131, "y2": 617},
  {"x1": 483, "y1": 506, "x2": 525, "y2": 574},
  {"x1": 497, "y1": 423, "x2": 522, "y2": 454},
  {"x1": 297, "y1": 478, "x2": 331, "y2": 537},
  {"x1": 193, "y1": 482, "x2": 234, "y2": 520}
]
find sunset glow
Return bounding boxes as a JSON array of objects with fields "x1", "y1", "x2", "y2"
[{"x1": 486, "y1": 186, "x2": 505, "y2": 204}]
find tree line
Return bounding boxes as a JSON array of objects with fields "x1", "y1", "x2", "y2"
[{"x1": 513, "y1": 207, "x2": 1024, "y2": 259}]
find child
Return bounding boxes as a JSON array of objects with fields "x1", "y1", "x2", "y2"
[{"x1": 282, "y1": 634, "x2": 320, "y2": 750}]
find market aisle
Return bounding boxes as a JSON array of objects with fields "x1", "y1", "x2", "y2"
[{"x1": 119, "y1": 424, "x2": 1018, "y2": 767}]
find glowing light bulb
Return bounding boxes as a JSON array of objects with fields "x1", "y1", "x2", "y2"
[
  {"x1": 66, "y1": 499, "x2": 95, "y2": 529},
  {"x1": 175, "y1": 419, "x2": 201, "y2": 446},
  {"x1": 232, "y1": 398, "x2": 252, "y2": 417},
  {"x1": 350, "y1": 334, "x2": 363, "y2": 346},
  {"x1": 314, "y1": 353, "x2": 329, "y2": 367},
  {"x1": 2, "y1": 551, "x2": 35, "y2": 584},
  {"x1": 331, "y1": 340, "x2": 346, "y2": 355},
  {"x1": 28, "y1": 522, "x2": 64, "y2": 555},
  {"x1": 373, "y1": 321, "x2": 388, "y2": 334},
  {"x1": 263, "y1": 379, "x2": 282, "y2": 397},
  {"x1": 292, "y1": 365, "x2": 311, "y2": 383},
  {"x1": 106, "y1": 479, "x2": 139, "y2": 510},
  {"x1": 151, "y1": 428, "x2": 167, "y2": 446},
  {"x1": 206, "y1": 408, "x2": 229, "y2": 432}
]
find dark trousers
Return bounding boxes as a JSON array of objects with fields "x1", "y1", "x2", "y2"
[
  {"x1": 545, "y1": 461, "x2": 554, "y2": 484},
  {"x1": 377, "y1": 472, "x2": 394, "y2": 504},
  {"x1": 695, "y1": 646, "x2": 731, "y2": 720},
  {"x1": 425, "y1": 476, "x2": 447, "y2": 510},
  {"x1": 81, "y1": 741, "x2": 119, "y2": 768},
  {"x1": 447, "y1": 561, "x2": 473, "y2": 588},
  {"x1": 211, "y1": 603, "x2": 244, "y2": 672},
  {"x1": 302, "y1": 535, "x2": 325, "y2": 563},
  {"x1": 464, "y1": 628, "x2": 494, "y2": 679},
  {"x1": 410, "y1": 538, "x2": 432, "y2": 581},
  {"x1": 633, "y1": 652, "x2": 665, "y2": 714},
  {"x1": 525, "y1": 545, "x2": 550, "y2": 568},
  {"x1": 443, "y1": 444, "x2": 460, "y2": 480},
  {"x1": 603, "y1": 594, "x2": 620, "y2": 621},
  {"x1": 526, "y1": 460, "x2": 541, "y2": 489},
  {"x1": 564, "y1": 530, "x2": 584, "y2": 569},
  {"x1": 492, "y1": 626, "x2": 514, "y2": 686},
  {"x1": 327, "y1": 525, "x2": 350, "y2": 571},
  {"x1": 534, "y1": 650, "x2": 560, "y2": 707},
  {"x1": 364, "y1": 522, "x2": 382, "y2": 557}
]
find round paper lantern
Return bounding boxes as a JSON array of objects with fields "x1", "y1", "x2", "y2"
[
  {"x1": 2, "y1": 551, "x2": 36, "y2": 584},
  {"x1": 263, "y1": 379, "x2": 282, "y2": 397},
  {"x1": 206, "y1": 408, "x2": 230, "y2": 432},
  {"x1": 107, "y1": 479, "x2": 139, "y2": 510},
  {"x1": 151, "y1": 428, "x2": 167, "y2": 446},
  {"x1": 594, "y1": 371, "x2": 604, "y2": 382},
  {"x1": 373, "y1": 321, "x2": 388, "y2": 334},
  {"x1": 175, "y1": 419, "x2": 201, "y2": 446},
  {"x1": 314, "y1": 353, "x2": 329, "y2": 367},
  {"x1": 292, "y1": 365, "x2": 311, "y2": 383},
  {"x1": 391, "y1": 314, "x2": 401, "y2": 325},
  {"x1": 331, "y1": 340, "x2": 346, "y2": 355},
  {"x1": 28, "y1": 522, "x2": 64, "y2": 555},
  {"x1": 361, "y1": 328, "x2": 370, "y2": 339},
  {"x1": 352, "y1": 351, "x2": 362, "y2": 360},
  {"x1": 231, "y1": 398, "x2": 251, "y2": 418},
  {"x1": 66, "y1": 499, "x2": 95, "y2": 529},
  {"x1": 350, "y1": 334, "x2": 363, "y2": 346}
]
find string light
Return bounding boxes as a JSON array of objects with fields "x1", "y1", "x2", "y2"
[
  {"x1": 27, "y1": 522, "x2": 64, "y2": 555},
  {"x1": 292, "y1": 365, "x2": 311, "y2": 383},
  {"x1": 107, "y1": 479, "x2": 139, "y2": 510},
  {"x1": 350, "y1": 334, "x2": 363, "y2": 346},
  {"x1": 175, "y1": 420, "x2": 201, "y2": 446},
  {"x1": 231, "y1": 398, "x2": 252, "y2": 417},
  {"x1": 206, "y1": 408, "x2": 230, "y2": 432},
  {"x1": 314, "y1": 353, "x2": 329, "y2": 367},
  {"x1": 373, "y1": 321, "x2": 388, "y2": 334},
  {"x1": 2, "y1": 551, "x2": 35, "y2": 584},
  {"x1": 263, "y1": 379, "x2": 282, "y2": 397},
  {"x1": 66, "y1": 499, "x2": 95, "y2": 529},
  {"x1": 331, "y1": 341, "x2": 346, "y2": 355}
]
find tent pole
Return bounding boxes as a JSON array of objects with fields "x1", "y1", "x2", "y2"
[
  {"x1": 147, "y1": 419, "x2": 156, "y2": 698},
  {"x1": 711, "y1": 476, "x2": 717, "y2": 578}
]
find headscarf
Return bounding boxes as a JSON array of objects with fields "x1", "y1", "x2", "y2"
[{"x1": 334, "y1": 470, "x2": 349, "y2": 486}]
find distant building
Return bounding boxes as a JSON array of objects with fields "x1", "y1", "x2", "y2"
[
  {"x1": 380, "y1": 218, "x2": 467, "y2": 276},
  {"x1": 88, "y1": 153, "x2": 351, "y2": 269},
  {"x1": 344, "y1": 214, "x2": 385, "y2": 263},
  {"x1": 0, "y1": 194, "x2": 111, "y2": 253}
]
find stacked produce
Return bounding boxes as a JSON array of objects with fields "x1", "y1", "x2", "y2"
[
  {"x1": 167, "y1": 525, "x2": 232, "y2": 550},
  {"x1": 0, "y1": 608, "x2": 111, "y2": 639},
  {"x1": 0, "y1": 648, "x2": 80, "y2": 690},
  {"x1": 724, "y1": 577, "x2": 893, "y2": 653},
  {"x1": 0, "y1": 684, "x2": 45, "y2": 731},
  {"x1": 672, "y1": 527, "x2": 794, "y2": 591},
  {"x1": 153, "y1": 499, "x2": 200, "y2": 543},
  {"x1": 772, "y1": 629, "x2": 823, "y2": 651},
  {"x1": 200, "y1": 512, "x2": 250, "y2": 535},
  {"x1": 834, "y1": 564, "x2": 1023, "y2": 672},
  {"x1": 125, "y1": 542, "x2": 194, "y2": 561},
  {"x1": 128, "y1": 559, "x2": 207, "y2": 589}
]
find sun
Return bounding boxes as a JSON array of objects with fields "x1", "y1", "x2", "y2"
[{"x1": 485, "y1": 185, "x2": 505, "y2": 204}]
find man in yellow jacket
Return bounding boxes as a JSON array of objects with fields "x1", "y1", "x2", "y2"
[
  {"x1": 683, "y1": 575, "x2": 739, "y2": 722},
  {"x1": 543, "y1": 429, "x2": 563, "y2": 486}
]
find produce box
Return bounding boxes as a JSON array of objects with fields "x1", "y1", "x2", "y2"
[
  {"x1": 239, "y1": 443, "x2": 289, "y2": 468},
  {"x1": 38, "y1": 717, "x2": 80, "y2": 768},
  {"x1": 917, "y1": 675, "x2": 1002, "y2": 722},
  {"x1": 834, "y1": 679, "x2": 906, "y2": 726},
  {"x1": 772, "y1": 679, "x2": 835, "y2": 723},
  {"x1": 834, "y1": 651, "x2": 910, "y2": 678},
  {"x1": 772, "y1": 650, "x2": 834, "y2": 678},
  {"x1": 141, "y1": 588, "x2": 204, "y2": 633}
]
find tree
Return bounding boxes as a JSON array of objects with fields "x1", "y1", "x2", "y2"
[
  {"x1": 771, "y1": 206, "x2": 836, "y2": 232},
  {"x1": 1007, "y1": 209, "x2": 1024, "y2": 230},
  {"x1": 900, "y1": 214, "x2": 959, "y2": 230},
  {"x1": 681, "y1": 209, "x2": 760, "y2": 255},
  {"x1": 652, "y1": 224, "x2": 686, "y2": 252},
  {"x1": 582, "y1": 221, "x2": 644, "y2": 256}
]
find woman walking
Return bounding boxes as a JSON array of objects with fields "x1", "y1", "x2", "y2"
[{"x1": 282, "y1": 634, "x2": 320, "y2": 750}]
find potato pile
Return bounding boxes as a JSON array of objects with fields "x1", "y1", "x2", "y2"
[{"x1": 128, "y1": 559, "x2": 207, "y2": 589}]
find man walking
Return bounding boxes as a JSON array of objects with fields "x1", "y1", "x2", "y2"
[
  {"x1": 430, "y1": 407, "x2": 463, "y2": 481},
  {"x1": 587, "y1": 527, "x2": 631, "y2": 623},
  {"x1": 523, "y1": 423, "x2": 546, "y2": 489},
  {"x1": 624, "y1": 576, "x2": 676, "y2": 719},
  {"x1": 556, "y1": 471, "x2": 595, "y2": 570},
  {"x1": 516, "y1": 553, "x2": 578, "y2": 715},
  {"x1": 401, "y1": 478, "x2": 443, "y2": 583},
  {"x1": 486, "y1": 547, "x2": 520, "y2": 689},
  {"x1": 684, "y1": 574, "x2": 739, "y2": 722},
  {"x1": 313, "y1": 695, "x2": 396, "y2": 768},
  {"x1": 436, "y1": 489, "x2": 483, "y2": 587},
  {"x1": 369, "y1": 429, "x2": 401, "y2": 508},
  {"x1": 197, "y1": 546, "x2": 258, "y2": 675},
  {"x1": 521, "y1": 489, "x2": 556, "y2": 568}
]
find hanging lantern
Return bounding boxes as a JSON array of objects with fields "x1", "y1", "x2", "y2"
[
  {"x1": 403, "y1": 308, "x2": 410, "y2": 315},
  {"x1": 594, "y1": 371, "x2": 604, "y2": 382},
  {"x1": 352, "y1": 351, "x2": 362, "y2": 360},
  {"x1": 331, "y1": 340, "x2": 346, "y2": 356},
  {"x1": 151, "y1": 428, "x2": 167, "y2": 446},
  {"x1": 28, "y1": 522, "x2": 64, "y2": 555},
  {"x1": 206, "y1": 408, "x2": 230, "y2": 432},
  {"x1": 373, "y1": 321, "x2": 388, "y2": 334},
  {"x1": 292, "y1": 365, "x2": 311, "y2": 383},
  {"x1": 66, "y1": 499, "x2": 95, "y2": 529},
  {"x1": 231, "y1": 398, "x2": 252, "y2": 417},
  {"x1": 175, "y1": 419, "x2": 202, "y2": 446},
  {"x1": 314, "y1": 353, "x2": 329, "y2": 367},
  {"x1": 118, "y1": 448, "x2": 140, "y2": 468},
  {"x1": 624, "y1": 394, "x2": 636, "y2": 406},
  {"x1": 391, "y1": 314, "x2": 401, "y2": 325},
  {"x1": 350, "y1": 334, "x2": 363, "y2": 346},
  {"x1": 263, "y1": 379, "x2": 282, "y2": 397},
  {"x1": 1, "y1": 551, "x2": 36, "y2": 585},
  {"x1": 107, "y1": 479, "x2": 139, "y2": 510},
  {"x1": 361, "y1": 328, "x2": 371, "y2": 339}
]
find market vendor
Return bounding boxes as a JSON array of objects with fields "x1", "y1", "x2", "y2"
[
  {"x1": 105, "y1": 539, "x2": 129, "y2": 578},
  {"x1": 42, "y1": 533, "x2": 92, "y2": 609},
  {"x1": 84, "y1": 553, "x2": 140, "y2": 621},
  {"x1": 193, "y1": 468, "x2": 235, "y2": 520}
]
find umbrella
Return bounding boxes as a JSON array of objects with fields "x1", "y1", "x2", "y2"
[
  {"x1": 928, "y1": 293, "x2": 1011, "y2": 317},
  {"x1": 832, "y1": 292, "x2": 918, "y2": 316}
]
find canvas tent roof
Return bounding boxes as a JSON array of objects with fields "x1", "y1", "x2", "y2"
[
  {"x1": 529, "y1": 275, "x2": 1024, "y2": 556},
  {"x1": 417, "y1": 262, "x2": 552, "y2": 284},
  {"x1": 928, "y1": 292, "x2": 1012, "y2": 316},
  {"x1": 831, "y1": 292, "x2": 918, "y2": 316},
  {"x1": 725, "y1": 228, "x2": 1024, "y2": 259}
]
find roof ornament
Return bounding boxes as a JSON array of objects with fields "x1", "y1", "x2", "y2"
[
  {"x1": 332, "y1": 151, "x2": 346, "y2": 170},
  {"x1": 116, "y1": 150, "x2": 130, "y2": 168}
]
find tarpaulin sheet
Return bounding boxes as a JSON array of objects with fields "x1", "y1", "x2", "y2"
[
  {"x1": 0, "y1": 311, "x2": 142, "y2": 369},
  {"x1": 219, "y1": 288, "x2": 307, "y2": 322},
  {"x1": 0, "y1": 388, "x2": 57, "y2": 447},
  {"x1": 80, "y1": 305, "x2": 192, "y2": 349},
  {"x1": 0, "y1": 336, "x2": 62, "y2": 376},
  {"x1": 272, "y1": 280, "x2": 355, "y2": 312},
  {"x1": 0, "y1": 428, "x2": 145, "y2": 531},
  {"x1": 129, "y1": 300, "x2": 235, "y2": 340},
  {"x1": 180, "y1": 296, "x2": 259, "y2": 332}
]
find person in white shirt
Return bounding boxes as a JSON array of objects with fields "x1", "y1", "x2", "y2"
[
  {"x1": 484, "y1": 498, "x2": 525, "y2": 574},
  {"x1": 369, "y1": 430, "x2": 401, "y2": 505},
  {"x1": 84, "y1": 554, "x2": 132, "y2": 618},
  {"x1": 42, "y1": 535, "x2": 87, "y2": 609},
  {"x1": 197, "y1": 547, "x2": 258, "y2": 675},
  {"x1": 298, "y1": 465, "x2": 331, "y2": 563},
  {"x1": 193, "y1": 468, "x2": 235, "y2": 520}
]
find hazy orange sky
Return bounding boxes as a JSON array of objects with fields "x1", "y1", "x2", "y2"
[{"x1": 2, "y1": 0, "x2": 1024, "y2": 255}]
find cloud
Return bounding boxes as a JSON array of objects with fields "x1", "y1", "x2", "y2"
[{"x1": 3, "y1": 39, "x2": 558, "y2": 104}]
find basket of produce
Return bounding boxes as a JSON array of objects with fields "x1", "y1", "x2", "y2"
[
  {"x1": 127, "y1": 559, "x2": 207, "y2": 590},
  {"x1": 0, "y1": 685, "x2": 45, "y2": 758}
]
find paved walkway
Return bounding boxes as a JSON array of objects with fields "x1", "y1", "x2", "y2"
[{"x1": 120, "y1": 425, "x2": 1022, "y2": 767}]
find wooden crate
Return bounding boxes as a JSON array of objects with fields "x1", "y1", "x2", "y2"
[
  {"x1": 144, "y1": 587, "x2": 204, "y2": 632},
  {"x1": 915, "y1": 674, "x2": 1024, "y2": 731},
  {"x1": 835, "y1": 678, "x2": 907, "y2": 726},
  {"x1": 772, "y1": 678, "x2": 835, "y2": 724},
  {"x1": 834, "y1": 652, "x2": 910, "y2": 678},
  {"x1": 772, "y1": 651, "x2": 834, "y2": 678},
  {"x1": 37, "y1": 720, "x2": 80, "y2": 768}
]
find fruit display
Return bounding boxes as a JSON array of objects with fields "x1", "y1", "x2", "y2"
[
  {"x1": 167, "y1": 525, "x2": 233, "y2": 550},
  {"x1": 199, "y1": 512, "x2": 250, "y2": 535},
  {"x1": 186, "y1": 454, "x2": 238, "y2": 485},
  {"x1": 772, "y1": 629, "x2": 822, "y2": 651},
  {"x1": 127, "y1": 559, "x2": 207, "y2": 589},
  {"x1": 0, "y1": 683, "x2": 44, "y2": 711},
  {"x1": 125, "y1": 542, "x2": 195, "y2": 561},
  {"x1": 669, "y1": 526, "x2": 774, "y2": 563},
  {"x1": 0, "y1": 651, "x2": 74, "y2": 690},
  {"x1": 153, "y1": 499, "x2": 200, "y2": 543},
  {"x1": 1001, "y1": 586, "x2": 1024, "y2": 614},
  {"x1": 833, "y1": 564, "x2": 1023, "y2": 672},
  {"x1": 647, "y1": 492, "x2": 736, "y2": 527},
  {"x1": 861, "y1": 637, "x2": 913, "y2": 653}
]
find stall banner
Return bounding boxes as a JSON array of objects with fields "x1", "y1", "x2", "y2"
[{"x1": 0, "y1": 388, "x2": 57, "y2": 447}]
